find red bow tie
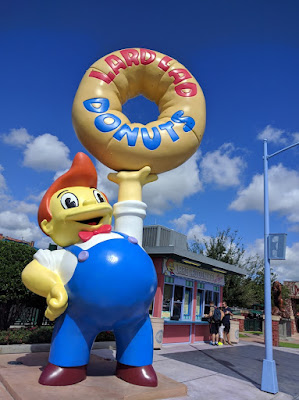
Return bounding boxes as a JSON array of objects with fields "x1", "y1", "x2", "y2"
[{"x1": 78, "y1": 225, "x2": 112, "y2": 242}]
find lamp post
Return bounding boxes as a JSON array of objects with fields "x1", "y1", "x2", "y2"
[{"x1": 261, "y1": 139, "x2": 299, "y2": 394}]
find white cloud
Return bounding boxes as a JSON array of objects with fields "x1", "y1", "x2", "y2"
[
  {"x1": 230, "y1": 164, "x2": 299, "y2": 228},
  {"x1": 35, "y1": 235, "x2": 53, "y2": 250},
  {"x1": 143, "y1": 151, "x2": 203, "y2": 215},
  {"x1": 1, "y1": 128, "x2": 33, "y2": 147},
  {"x1": 23, "y1": 133, "x2": 71, "y2": 171},
  {"x1": 187, "y1": 223, "x2": 210, "y2": 244},
  {"x1": 199, "y1": 143, "x2": 246, "y2": 188},
  {"x1": 0, "y1": 210, "x2": 41, "y2": 238},
  {"x1": 257, "y1": 125, "x2": 287, "y2": 145},
  {"x1": 171, "y1": 214, "x2": 195, "y2": 232},
  {"x1": 27, "y1": 190, "x2": 46, "y2": 203},
  {"x1": 273, "y1": 242, "x2": 299, "y2": 282},
  {"x1": 95, "y1": 152, "x2": 203, "y2": 214},
  {"x1": 245, "y1": 238, "x2": 299, "y2": 282},
  {"x1": 257, "y1": 124, "x2": 299, "y2": 146},
  {"x1": 0, "y1": 210, "x2": 52, "y2": 249},
  {"x1": 0, "y1": 211, "x2": 33, "y2": 230},
  {"x1": 0, "y1": 165, "x2": 7, "y2": 190},
  {"x1": 95, "y1": 151, "x2": 203, "y2": 215},
  {"x1": 95, "y1": 161, "x2": 118, "y2": 202}
]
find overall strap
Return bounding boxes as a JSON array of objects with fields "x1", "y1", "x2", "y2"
[{"x1": 64, "y1": 244, "x2": 82, "y2": 257}]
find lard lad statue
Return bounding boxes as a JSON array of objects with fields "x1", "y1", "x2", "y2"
[{"x1": 22, "y1": 153, "x2": 158, "y2": 387}]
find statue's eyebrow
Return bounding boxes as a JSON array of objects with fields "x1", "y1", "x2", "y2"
[{"x1": 57, "y1": 190, "x2": 68, "y2": 198}]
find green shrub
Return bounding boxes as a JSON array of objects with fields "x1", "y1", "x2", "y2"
[{"x1": 0, "y1": 327, "x2": 115, "y2": 345}]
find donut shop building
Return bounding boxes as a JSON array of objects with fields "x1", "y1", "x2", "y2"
[{"x1": 142, "y1": 225, "x2": 245, "y2": 344}]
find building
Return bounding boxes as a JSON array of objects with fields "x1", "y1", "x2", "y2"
[
  {"x1": 143, "y1": 225, "x2": 245, "y2": 345},
  {"x1": 284, "y1": 281, "x2": 299, "y2": 333},
  {"x1": 0, "y1": 233, "x2": 35, "y2": 247}
]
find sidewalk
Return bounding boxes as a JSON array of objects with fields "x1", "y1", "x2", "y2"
[
  {"x1": 0, "y1": 340, "x2": 298, "y2": 400},
  {"x1": 240, "y1": 331, "x2": 299, "y2": 345}
]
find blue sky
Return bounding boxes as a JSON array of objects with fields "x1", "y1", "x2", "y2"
[{"x1": 0, "y1": 1, "x2": 299, "y2": 281}]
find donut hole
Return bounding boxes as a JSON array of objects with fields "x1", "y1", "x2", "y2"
[{"x1": 122, "y1": 95, "x2": 159, "y2": 125}]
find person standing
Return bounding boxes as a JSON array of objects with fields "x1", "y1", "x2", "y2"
[
  {"x1": 205, "y1": 301, "x2": 223, "y2": 346},
  {"x1": 222, "y1": 301, "x2": 234, "y2": 345}
]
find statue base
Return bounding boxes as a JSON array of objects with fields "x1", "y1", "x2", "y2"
[{"x1": 0, "y1": 351, "x2": 187, "y2": 400}]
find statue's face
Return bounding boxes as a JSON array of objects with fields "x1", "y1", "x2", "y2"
[{"x1": 40, "y1": 186, "x2": 113, "y2": 247}]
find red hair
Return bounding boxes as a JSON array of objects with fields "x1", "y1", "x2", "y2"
[{"x1": 38, "y1": 152, "x2": 100, "y2": 228}]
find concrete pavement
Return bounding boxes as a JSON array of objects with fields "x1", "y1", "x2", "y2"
[{"x1": 0, "y1": 340, "x2": 298, "y2": 400}]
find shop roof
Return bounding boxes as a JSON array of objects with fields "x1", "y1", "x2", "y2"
[{"x1": 143, "y1": 225, "x2": 246, "y2": 276}]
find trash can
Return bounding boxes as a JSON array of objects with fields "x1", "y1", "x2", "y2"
[
  {"x1": 150, "y1": 317, "x2": 164, "y2": 349},
  {"x1": 230, "y1": 320, "x2": 239, "y2": 344}
]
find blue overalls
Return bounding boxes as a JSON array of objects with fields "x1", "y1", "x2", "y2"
[{"x1": 49, "y1": 232, "x2": 157, "y2": 368}]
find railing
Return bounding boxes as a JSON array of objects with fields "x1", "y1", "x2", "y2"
[{"x1": 11, "y1": 306, "x2": 53, "y2": 327}]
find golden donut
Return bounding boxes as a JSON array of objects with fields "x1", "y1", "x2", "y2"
[{"x1": 72, "y1": 48, "x2": 206, "y2": 174}]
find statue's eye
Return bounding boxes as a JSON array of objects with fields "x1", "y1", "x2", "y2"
[
  {"x1": 93, "y1": 190, "x2": 105, "y2": 203},
  {"x1": 60, "y1": 193, "x2": 79, "y2": 209}
]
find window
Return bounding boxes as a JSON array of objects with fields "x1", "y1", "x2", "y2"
[
  {"x1": 162, "y1": 284, "x2": 173, "y2": 319},
  {"x1": 162, "y1": 280, "x2": 194, "y2": 321},
  {"x1": 213, "y1": 292, "x2": 219, "y2": 307},
  {"x1": 183, "y1": 287, "x2": 192, "y2": 320},
  {"x1": 196, "y1": 289, "x2": 203, "y2": 320},
  {"x1": 204, "y1": 290, "x2": 213, "y2": 315},
  {"x1": 149, "y1": 300, "x2": 154, "y2": 316}
]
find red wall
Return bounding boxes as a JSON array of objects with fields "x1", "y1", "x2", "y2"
[
  {"x1": 163, "y1": 324, "x2": 191, "y2": 344},
  {"x1": 194, "y1": 324, "x2": 210, "y2": 342}
]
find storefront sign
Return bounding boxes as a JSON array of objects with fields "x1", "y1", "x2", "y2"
[{"x1": 163, "y1": 259, "x2": 225, "y2": 286}]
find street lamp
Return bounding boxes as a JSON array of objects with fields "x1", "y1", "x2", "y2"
[{"x1": 261, "y1": 139, "x2": 299, "y2": 394}]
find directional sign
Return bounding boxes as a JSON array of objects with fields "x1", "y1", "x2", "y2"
[{"x1": 268, "y1": 234, "x2": 287, "y2": 260}]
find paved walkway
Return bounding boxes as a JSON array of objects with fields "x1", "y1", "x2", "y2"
[
  {"x1": 1, "y1": 340, "x2": 299, "y2": 400},
  {"x1": 241, "y1": 331, "x2": 299, "y2": 346},
  {"x1": 153, "y1": 341, "x2": 299, "y2": 399}
]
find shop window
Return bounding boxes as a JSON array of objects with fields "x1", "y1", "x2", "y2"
[
  {"x1": 149, "y1": 300, "x2": 154, "y2": 316},
  {"x1": 183, "y1": 287, "x2": 192, "y2": 320},
  {"x1": 196, "y1": 289, "x2": 203, "y2": 320},
  {"x1": 213, "y1": 292, "x2": 219, "y2": 307},
  {"x1": 204, "y1": 290, "x2": 213, "y2": 315},
  {"x1": 162, "y1": 284, "x2": 173, "y2": 319},
  {"x1": 162, "y1": 281, "x2": 194, "y2": 321},
  {"x1": 172, "y1": 285, "x2": 183, "y2": 320}
]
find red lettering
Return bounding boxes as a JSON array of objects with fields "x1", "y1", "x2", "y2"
[
  {"x1": 175, "y1": 82, "x2": 198, "y2": 97},
  {"x1": 120, "y1": 49, "x2": 140, "y2": 67},
  {"x1": 158, "y1": 56, "x2": 173, "y2": 71},
  {"x1": 168, "y1": 69, "x2": 192, "y2": 85},
  {"x1": 140, "y1": 48, "x2": 156, "y2": 65},
  {"x1": 89, "y1": 70, "x2": 112, "y2": 84},
  {"x1": 105, "y1": 55, "x2": 127, "y2": 75}
]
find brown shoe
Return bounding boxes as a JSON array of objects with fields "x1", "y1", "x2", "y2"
[
  {"x1": 228, "y1": 342, "x2": 233, "y2": 346},
  {"x1": 116, "y1": 362, "x2": 158, "y2": 387},
  {"x1": 39, "y1": 362, "x2": 87, "y2": 386}
]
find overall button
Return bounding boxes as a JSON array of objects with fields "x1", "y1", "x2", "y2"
[
  {"x1": 128, "y1": 236, "x2": 138, "y2": 245},
  {"x1": 78, "y1": 250, "x2": 89, "y2": 262}
]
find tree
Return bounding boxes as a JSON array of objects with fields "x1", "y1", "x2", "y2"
[
  {"x1": 0, "y1": 241, "x2": 46, "y2": 330},
  {"x1": 189, "y1": 228, "x2": 280, "y2": 308}
]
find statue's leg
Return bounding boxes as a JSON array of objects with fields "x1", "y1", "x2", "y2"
[
  {"x1": 114, "y1": 315, "x2": 157, "y2": 387},
  {"x1": 39, "y1": 312, "x2": 96, "y2": 386}
]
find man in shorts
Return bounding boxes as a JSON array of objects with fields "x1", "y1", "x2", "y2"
[
  {"x1": 205, "y1": 301, "x2": 223, "y2": 346},
  {"x1": 222, "y1": 301, "x2": 234, "y2": 345}
]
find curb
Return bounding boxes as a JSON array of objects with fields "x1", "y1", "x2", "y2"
[{"x1": 0, "y1": 341, "x2": 116, "y2": 355}]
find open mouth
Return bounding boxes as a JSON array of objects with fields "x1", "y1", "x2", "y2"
[{"x1": 76, "y1": 217, "x2": 103, "y2": 226}]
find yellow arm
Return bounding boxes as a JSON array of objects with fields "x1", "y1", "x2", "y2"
[
  {"x1": 22, "y1": 260, "x2": 68, "y2": 321},
  {"x1": 108, "y1": 166, "x2": 158, "y2": 202}
]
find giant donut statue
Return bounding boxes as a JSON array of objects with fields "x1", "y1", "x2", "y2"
[{"x1": 72, "y1": 48, "x2": 206, "y2": 174}]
